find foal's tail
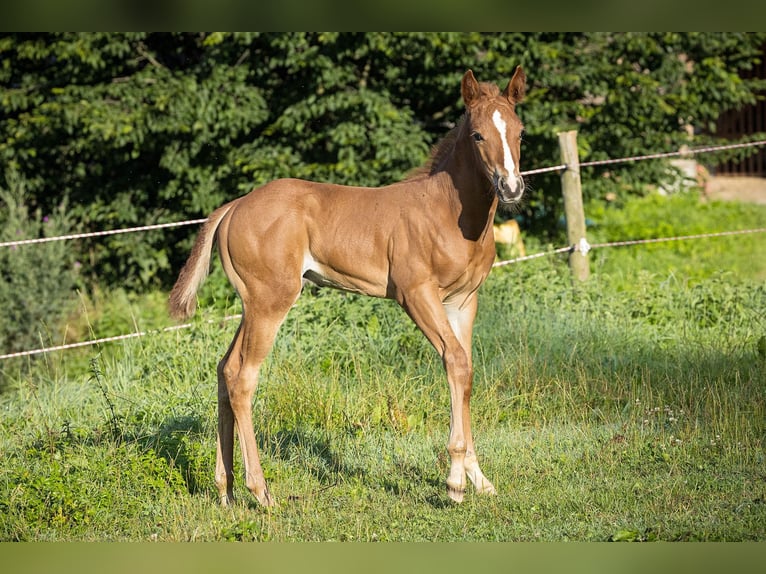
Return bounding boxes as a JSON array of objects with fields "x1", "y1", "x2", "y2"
[{"x1": 168, "y1": 201, "x2": 238, "y2": 320}]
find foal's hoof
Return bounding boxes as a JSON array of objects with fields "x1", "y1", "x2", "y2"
[
  {"x1": 475, "y1": 482, "x2": 497, "y2": 496},
  {"x1": 256, "y1": 488, "x2": 275, "y2": 508},
  {"x1": 447, "y1": 484, "x2": 466, "y2": 504}
]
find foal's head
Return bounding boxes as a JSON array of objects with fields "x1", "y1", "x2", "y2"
[{"x1": 461, "y1": 66, "x2": 526, "y2": 206}]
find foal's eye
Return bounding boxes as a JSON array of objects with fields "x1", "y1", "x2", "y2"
[{"x1": 472, "y1": 132, "x2": 484, "y2": 142}]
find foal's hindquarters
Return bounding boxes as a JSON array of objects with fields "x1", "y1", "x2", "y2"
[{"x1": 212, "y1": 195, "x2": 308, "y2": 506}]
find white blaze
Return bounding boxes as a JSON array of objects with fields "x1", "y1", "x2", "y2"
[{"x1": 492, "y1": 109, "x2": 516, "y2": 177}]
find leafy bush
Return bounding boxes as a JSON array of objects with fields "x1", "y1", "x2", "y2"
[{"x1": 0, "y1": 171, "x2": 80, "y2": 359}]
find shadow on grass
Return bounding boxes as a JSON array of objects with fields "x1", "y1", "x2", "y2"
[
  {"x1": 267, "y1": 427, "x2": 349, "y2": 485},
  {"x1": 264, "y1": 426, "x2": 448, "y2": 507},
  {"x1": 148, "y1": 414, "x2": 208, "y2": 496}
]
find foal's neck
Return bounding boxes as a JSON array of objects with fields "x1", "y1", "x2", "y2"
[{"x1": 437, "y1": 135, "x2": 497, "y2": 243}]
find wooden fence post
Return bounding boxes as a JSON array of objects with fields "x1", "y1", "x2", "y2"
[{"x1": 558, "y1": 130, "x2": 590, "y2": 282}]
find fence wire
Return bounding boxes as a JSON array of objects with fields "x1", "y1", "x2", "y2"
[
  {"x1": 0, "y1": 316, "x2": 243, "y2": 361},
  {"x1": 579, "y1": 139, "x2": 766, "y2": 169},
  {"x1": 0, "y1": 218, "x2": 208, "y2": 250}
]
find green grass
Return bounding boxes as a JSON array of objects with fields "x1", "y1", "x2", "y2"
[
  {"x1": 1, "y1": 191, "x2": 765, "y2": 541},
  {"x1": 586, "y1": 191, "x2": 766, "y2": 282}
]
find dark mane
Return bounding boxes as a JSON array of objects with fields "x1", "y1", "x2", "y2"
[{"x1": 404, "y1": 115, "x2": 465, "y2": 181}]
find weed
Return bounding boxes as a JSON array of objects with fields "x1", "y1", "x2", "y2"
[{"x1": 89, "y1": 356, "x2": 122, "y2": 441}]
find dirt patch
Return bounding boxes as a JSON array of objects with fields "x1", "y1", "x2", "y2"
[{"x1": 705, "y1": 176, "x2": 766, "y2": 204}]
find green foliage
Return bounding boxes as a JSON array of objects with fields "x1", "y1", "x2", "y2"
[
  {"x1": 1, "y1": 33, "x2": 765, "y2": 288},
  {"x1": 1, "y1": 438, "x2": 189, "y2": 540},
  {"x1": 73, "y1": 288, "x2": 174, "y2": 340},
  {"x1": 0, "y1": 170, "x2": 80, "y2": 359},
  {"x1": 515, "y1": 32, "x2": 766, "y2": 234}
]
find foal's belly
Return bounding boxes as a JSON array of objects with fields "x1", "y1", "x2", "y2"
[{"x1": 301, "y1": 251, "x2": 389, "y2": 298}]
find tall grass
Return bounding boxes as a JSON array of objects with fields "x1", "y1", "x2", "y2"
[{"x1": 1, "y1": 191, "x2": 765, "y2": 541}]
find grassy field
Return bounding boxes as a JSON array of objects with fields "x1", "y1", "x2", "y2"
[{"x1": 1, "y1": 192, "x2": 765, "y2": 541}]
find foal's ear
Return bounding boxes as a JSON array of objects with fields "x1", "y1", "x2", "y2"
[
  {"x1": 503, "y1": 65, "x2": 526, "y2": 105},
  {"x1": 461, "y1": 69, "x2": 481, "y2": 108}
]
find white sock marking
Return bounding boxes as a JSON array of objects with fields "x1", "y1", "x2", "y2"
[{"x1": 492, "y1": 109, "x2": 516, "y2": 177}]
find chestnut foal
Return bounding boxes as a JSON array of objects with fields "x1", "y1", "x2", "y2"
[{"x1": 169, "y1": 67, "x2": 526, "y2": 506}]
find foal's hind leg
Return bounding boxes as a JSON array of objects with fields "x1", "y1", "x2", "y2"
[
  {"x1": 225, "y1": 286, "x2": 299, "y2": 507},
  {"x1": 215, "y1": 324, "x2": 242, "y2": 505}
]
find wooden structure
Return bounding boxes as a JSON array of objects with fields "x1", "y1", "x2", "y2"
[
  {"x1": 715, "y1": 47, "x2": 766, "y2": 176},
  {"x1": 558, "y1": 130, "x2": 590, "y2": 282}
]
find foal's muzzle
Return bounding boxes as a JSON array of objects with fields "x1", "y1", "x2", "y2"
[{"x1": 493, "y1": 172, "x2": 525, "y2": 205}]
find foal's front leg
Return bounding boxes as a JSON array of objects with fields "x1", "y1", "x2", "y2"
[
  {"x1": 446, "y1": 296, "x2": 496, "y2": 496},
  {"x1": 401, "y1": 286, "x2": 474, "y2": 502}
]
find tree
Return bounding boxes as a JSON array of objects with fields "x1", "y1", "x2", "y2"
[{"x1": 2, "y1": 32, "x2": 764, "y2": 289}]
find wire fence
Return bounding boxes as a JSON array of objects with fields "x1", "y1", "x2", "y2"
[
  {"x1": 2, "y1": 138, "x2": 766, "y2": 361},
  {"x1": 0, "y1": 316, "x2": 245, "y2": 362},
  {"x1": 0, "y1": 218, "x2": 208, "y2": 250}
]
